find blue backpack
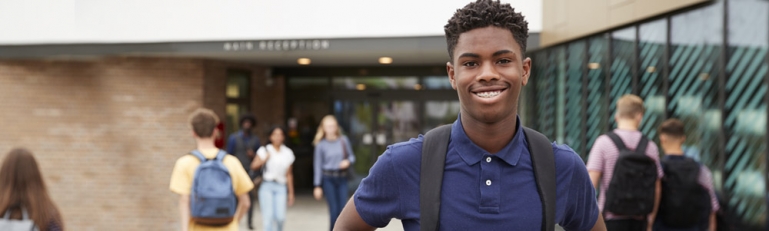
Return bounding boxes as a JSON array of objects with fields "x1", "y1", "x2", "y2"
[{"x1": 189, "y1": 150, "x2": 237, "y2": 226}]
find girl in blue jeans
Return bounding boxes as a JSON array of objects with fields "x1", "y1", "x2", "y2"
[
  {"x1": 251, "y1": 126, "x2": 295, "y2": 231},
  {"x1": 312, "y1": 115, "x2": 356, "y2": 231}
]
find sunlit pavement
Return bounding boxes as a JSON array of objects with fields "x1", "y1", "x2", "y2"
[{"x1": 239, "y1": 193, "x2": 403, "y2": 231}]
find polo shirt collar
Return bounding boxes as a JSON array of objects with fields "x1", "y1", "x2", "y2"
[{"x1": 451, "y1": 114, "x2": 525, "y2": 166}]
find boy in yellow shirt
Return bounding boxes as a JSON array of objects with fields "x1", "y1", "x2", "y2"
[{"x1": 170, "y1": 108, "x2": 254, "y2": 231}]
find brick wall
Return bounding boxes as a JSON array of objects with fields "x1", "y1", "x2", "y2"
[{"x1": 0, "y1": 57, "x2": 281, "y2": 230}]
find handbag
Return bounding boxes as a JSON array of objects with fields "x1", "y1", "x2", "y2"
[
  {"x1": 340, "y1": 139, "x2": 355, "y2": 181},
  {"x1": 0, "y1": 207, "x2": 38, "y2": 231}
]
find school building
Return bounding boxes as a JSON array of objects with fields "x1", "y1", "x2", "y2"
[
  {"x1": 0, "y1": 0, "x2": 765, "y2": 230},
  {"x1": 0, "y1": 1, "x2": 540, "y2": 230},
  {"x1": 521, "y1": 0, "x2": 767, "y2": 230}
]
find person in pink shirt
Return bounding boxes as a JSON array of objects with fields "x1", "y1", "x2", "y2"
[{"x1": 587, "y1": 94, "x2": 664, "y2": 231}]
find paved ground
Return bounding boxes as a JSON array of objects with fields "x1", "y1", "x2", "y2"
[
  {"x1": 239, "y1": 193, "x2": 403, "y2": 231},
  {"x1": 239, "y1": 193, "x2": 565, "y2": 231}
]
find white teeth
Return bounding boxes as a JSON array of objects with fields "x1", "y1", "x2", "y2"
[{"x1": 475, "y1": 90, "x2": 501, "y2": 98}]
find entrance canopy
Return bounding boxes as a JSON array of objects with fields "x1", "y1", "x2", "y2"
[{"x1": 0, "y1": 34, "x2": 540, "y2": 66}]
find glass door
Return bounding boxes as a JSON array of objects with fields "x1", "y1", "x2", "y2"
[
  {"x1": 333, "y1": 96, "x2": 457, "y2": 177},
  {"x1": 334, "y1": 98, "x2": 422, "y2": 173},
  {"x1": 373, "y1": 100, "x2": 422, "y2": 162},
  {"x1": 285, "y1": 74, "x2": 457, "y2": 191},
  {"x1": 333, "y1": 100, "x2": 375, "y2": 177}
]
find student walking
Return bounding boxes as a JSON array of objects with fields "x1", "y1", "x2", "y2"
[
  {"x1": 169, "y1": 108, "x2": 254, "y2": 231},
  {"x1": 225, "y1": 114, "x2": 261, "y2": 229},
  {"x1": 333, "y1": 1, "x2": 605, "y2": 230},
  {"x1": 587, "y1": 94, "x2": 664, "y2": 231},
  {"x1": 0, "y1": 148, "x2": 64, "y2": 231},
  {"x1": 312, "y1": 115, "x2": 356, "y2": 231},
  {"x1": 251, "y1": 126, "x2": 296, "y2": 231},
  {"x1": 654, "y1": 119, "x2": 719, "y2": 231}
]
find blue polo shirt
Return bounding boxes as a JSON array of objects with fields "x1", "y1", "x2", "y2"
[{"x1": 353, "y1": 117, "x2": 599, "y2": 231}]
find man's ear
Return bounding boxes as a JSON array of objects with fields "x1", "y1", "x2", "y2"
[
  {"x1": 447, "y1": 61, "x2": 457, "y2": 90},
  {"x1": 635, "y1": 113, "x2": 644, "y2": 123},
  {"x1": 521, "y1": 57, "x2": 531, "y2": 86}
]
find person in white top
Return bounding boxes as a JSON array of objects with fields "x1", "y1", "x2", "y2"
[{"x1": 250, "y1": 126, "x2": 296, "y2": 231}]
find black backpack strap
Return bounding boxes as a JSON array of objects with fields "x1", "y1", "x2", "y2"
[
  {"x1": 605, "y1": 132, "x2": 628, "y2": 151},
  {"x1": 523, "y1": 127, "x2": 556, "y2": 231},
  {"x1": 635, "y1": 136, "x2": 649, "y2": 155},
  {"x1": 607, "y1": 132, "x2": 650, "y2": 155},
  {"x1": 419, "y1": 124, "x2": 452, "y2": 231}
]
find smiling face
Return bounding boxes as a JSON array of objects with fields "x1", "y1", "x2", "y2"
[{"x1": 447, "y1": 26, "x2": 531, "y2": 124}]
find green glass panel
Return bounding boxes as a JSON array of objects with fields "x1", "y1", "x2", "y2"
[
  {"x1": 724, "y1": 0, "x2": 768, "y2": 229},
  {"x1": 610, "y1": 27, "x2": 636, "y2": 129},
  {"x1": 639, "y1": 19, "x2": 667, "y2": 152},
  {"x1": 424, "y1": 76, "x2": 452, "y2": 90},
  {"x1": 586, "y1": 36, "x2": 609, "y2": 154},
  {"x1": 669, "y1": 2, "x2": 722, "y2": 175},
  {"x1": 565, "y1": 41, "x2": 586, "y2": 157},
  {"x1": 554, "y1": 46, "x2": 567, "y2": 143}
]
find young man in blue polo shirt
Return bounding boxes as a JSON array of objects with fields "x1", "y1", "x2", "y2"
[{"x1": 333, "y1": 0, "x2": 605, "y2": 230}]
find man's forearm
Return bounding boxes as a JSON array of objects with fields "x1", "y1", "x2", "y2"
[
  {"x1": 236, "y1": 193, "x2": 251, "y2": 221},
  {"x1": 590, "y1": 213, "x2": 607, "y2": 231},
  {"x1": 588, "y1": 171, "x2": 601, "y2": 189},
  {"x1": 250, "y1": 156, "x2": 267, "y2": 170},
  {"x1": 179, "y1": 195, "x2": 190, "y2": 231},
  {"x1": 709, "y1": 212, "x2": 716, "y2": 231},
  {"x1": 334, "y1": 198, "x2": 376, "y2": 231}
]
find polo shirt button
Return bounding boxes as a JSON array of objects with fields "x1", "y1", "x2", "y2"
[
  {"x1": 486, "y1": 157, "x2": 492, "y2": 163},
  {"x1": 486, "y1": 180, "x2": 492, "y2": 186}
]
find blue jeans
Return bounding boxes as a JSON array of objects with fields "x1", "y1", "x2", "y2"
[
  {"x1": 322, "y1": 175, "x2": 348, "y2": 231},
  {"x1": 259, "y1": 181, "x2": 287, "y2": 231}
]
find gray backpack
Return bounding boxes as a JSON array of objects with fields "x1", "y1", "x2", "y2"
[{"x1": 0, "y1": 208, "x2": 38, "y2": 231}]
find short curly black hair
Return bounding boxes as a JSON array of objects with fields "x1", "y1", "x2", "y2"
[
  {"x1": 444, "y1": 0, "x2": 529, "y2": 61},
  {"x1": 239, "y1": 114, "x2": 257, "y2": 127}
]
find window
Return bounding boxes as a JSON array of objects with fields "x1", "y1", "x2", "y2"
[
  {"x1": 424, "y1": 101, "x2": 460, "y2": 134},
  {"x1": 423, "y1": 76, "x2": 452, "y2": 90},
  {"x1": 669, "y1": 1, "x2": 723, "y2": 178},
  {"x1": 610, "y1": 26, "x2": 636, "y2": 130},
  {"x1": 565, "y1": 41, "x2": 586, "y2": 156},
  {"x1": 288, "y1": 77, "x2": 329, "y2": 91},
  {"x1": 638, "y1": 19, "x2": 668, "y2": 148},
  {"x1": 552, "y1": 46, "x2": 567, "y2": 144},
  {"x1": 225, "y1": 70, "x2": 251, "y2": 137},
  {"x1": 586, "y1": 35, "x2": 610, "y2": 153},
  {"x1": 332, "y1": 76, "x2": 419, "y2": 90},
  {"x1": 725, "y1": 0, "x2": 768, "y2": 228}
]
